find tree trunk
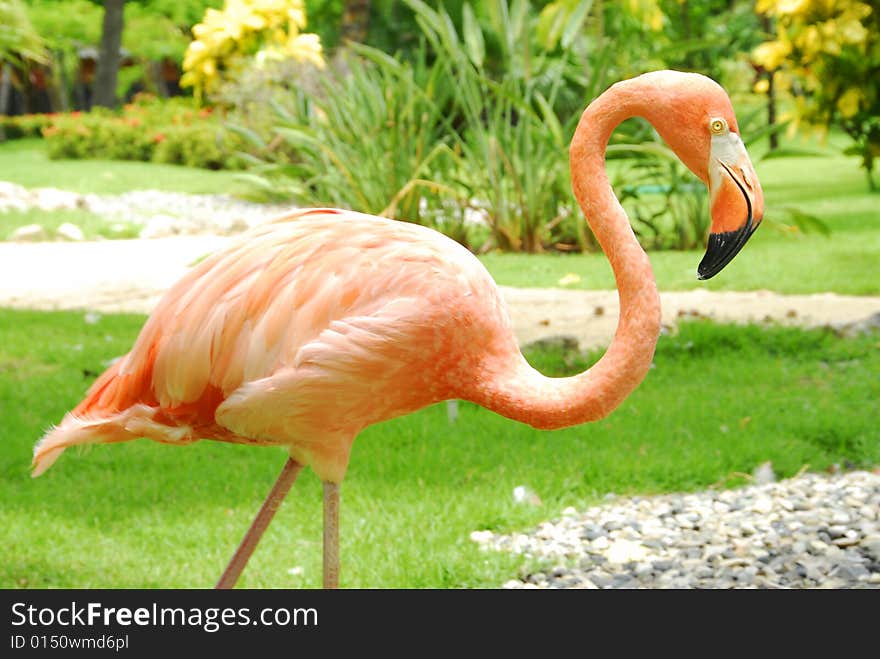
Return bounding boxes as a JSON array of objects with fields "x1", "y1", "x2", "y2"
[
  {"x1": 54, "y1": 50, "x2": 70, "y2": 112},
  {"x1": 20, "y1": 64, "x2": 33, "y2": 113},
  {"x1": 864, "y1": 150, "x2": 876, "y2": 192},
  {"x1": 93, "y1": 0, "x2": 126, "y2": 109},
  {"x1": 681, "y1": 0, "x2": 694, "y2": 69},
  {"x1": 0, "y1": 64, "x2": 10, "y2": 141},
  {"x1": 766, "y1": 69, "x2": 778, "y2": 151},
  {"x1": 149, "y1": 60, "x2": 169, "y2": 98},
  {"x1": 762, "y1": 14, "x2": 779, "y2": 151}
]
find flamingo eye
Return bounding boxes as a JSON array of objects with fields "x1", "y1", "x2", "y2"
[{"x1": 710, "y1": 118, "x2": 727, "y2": 135}]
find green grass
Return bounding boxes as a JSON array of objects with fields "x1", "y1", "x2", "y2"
[
  {"x1": 0, "y1": 139, "x2": 246, "y2": 196},
  {"x1": 1, "y1": 309, "x2": 877, "y2": 588},
  {"x1": 0, "y1": 208, "x2": 142, "y2": 241},
  {"x1": 482, "y1": 149, "x2": 880, "y2": 295}
]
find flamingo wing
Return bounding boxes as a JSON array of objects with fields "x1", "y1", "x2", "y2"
[{"x1": 34, "y1": 209, "x2": 511, "y2": 480}]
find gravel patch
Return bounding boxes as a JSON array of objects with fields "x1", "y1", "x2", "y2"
[
  {"x1": 472, "y1": 469, "x2": 880, "y2": 589},
  {"x1": 0, "y1": 182, "x2": 296, "y2": 238},
  {"x1": 85, "y1": 190, "x2": 297, "y2": 237}
]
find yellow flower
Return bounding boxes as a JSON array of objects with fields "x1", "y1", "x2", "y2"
[
  {"x1": 288, "y1": 6, "x2": 306, "y2": 28},
  {"x1": 255, "y1": 47, "x2": 285, "y2": 66},
  {"x1": 836, "y1": 17, "x2": 868, "y2": 45},
  {"x1": 285, "y1": 32, "x2": 324, "y2": 68},
  {"x1": 776, "y1": 0, "x2": 810, "y2": 16},
  {"x1": 753, "y1": 40, "x2": 791, "y2": 70},
  {"x1": 182, "y1": 40, "x2": 208, "y2": 71},
  {"x1": 624, "y1": 0, "x2": 665, "y2": 32},
  {"x1": 753, "y1": 78, "x2": 770, "y2": 94},
  {"x1": 256, "y1": 0, "x2": 290, "y2": 13},
  {"x1": 179, "y1": 71, "x2": 197, "y2": 88},
  {"x1": 271, "y1": 28, "x2": 286, "y2": 44},
  {"x1": 799, "y1": 25, "x2": 823, "y2": 57},
  {"x1": 837, "y1": 88, "x2": 863, "y2": 118},
  {"x1": 182, "y1": 0, "x2": 323, "y2": 96}
]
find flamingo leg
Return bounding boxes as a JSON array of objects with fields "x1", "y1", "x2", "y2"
[
  {"x1": 215, "y1": 457, "x2": 303, "y2": 589},
  {"x1": 323, "y1": 482, "x2": 340, "y2": 589}
]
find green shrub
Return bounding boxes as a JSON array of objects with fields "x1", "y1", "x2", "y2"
[
  {"x1": 40, "y1": 95, "x2": 243, "y2": 170},
  {"x1": 231, "y1": 45, "x2": 463, "y2": 235},
  {"x1": 0, "y1": 113, "x2": 55, "y2": 140},
  {"x1": 153, "y1": 124, "x2": 243, "y2": 170},
  {"x1": 43, "y1": 110, "x2": 152, "y2": 161},
  {"x1": 407, "y1": 0, "x2": 596, "y2": 253},
  {"x1": 213, "y1": 57, "x2": 323, "y2": 165},
  {"x1": 233, "y1": 0, "x2": 599, "y2": 252}
]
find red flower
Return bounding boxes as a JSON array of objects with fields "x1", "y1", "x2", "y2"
[{"x1": 152, "y1": 133, "x2": 166, "y2": 143}]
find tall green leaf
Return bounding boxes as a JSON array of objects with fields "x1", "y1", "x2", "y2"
[{"x1": 462, "y1": 4, "x2": 485, "y2": 69}]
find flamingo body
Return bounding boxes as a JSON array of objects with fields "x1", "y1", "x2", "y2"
[{"x1": 33, "y1": 209, "x2": 518, "y2": 482}]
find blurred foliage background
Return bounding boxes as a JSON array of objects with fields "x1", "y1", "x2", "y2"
[{"x1": 1, "y1": 0, "x2": 877, "y2": 252}]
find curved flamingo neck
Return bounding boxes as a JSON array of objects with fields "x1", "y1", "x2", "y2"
[{"x1": 471, "y1": 81, "x2": 662, "y2": 429}]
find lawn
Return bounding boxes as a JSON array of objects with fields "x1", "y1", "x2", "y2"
[
  {"x1": 1, "y1": 309, "x2": 877, "y2": 588},
  {"x1": 0, "y1": 138, "x2": 246, "y2": 196}
]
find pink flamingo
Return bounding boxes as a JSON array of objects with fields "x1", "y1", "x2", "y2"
[{"x1": 32, "y1": 71, "x2": 764, "y2": 588}]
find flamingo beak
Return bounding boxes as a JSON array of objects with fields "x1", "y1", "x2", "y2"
[{"x1": 698, "y1": 135, "x2": 764, "y2": 280}]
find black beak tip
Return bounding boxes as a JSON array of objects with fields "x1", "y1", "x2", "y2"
[{"x1": 697, "y1": 217, "x2": 759, "y2": 280}]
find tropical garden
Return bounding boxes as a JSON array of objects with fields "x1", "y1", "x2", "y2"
[{"x1": 0, "y1": 0, "x2": 878, "y2": 589}]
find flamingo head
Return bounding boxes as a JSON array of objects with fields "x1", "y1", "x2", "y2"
[{"x1": 634, "y1": 71, "x2": 765, "y2": 280}]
